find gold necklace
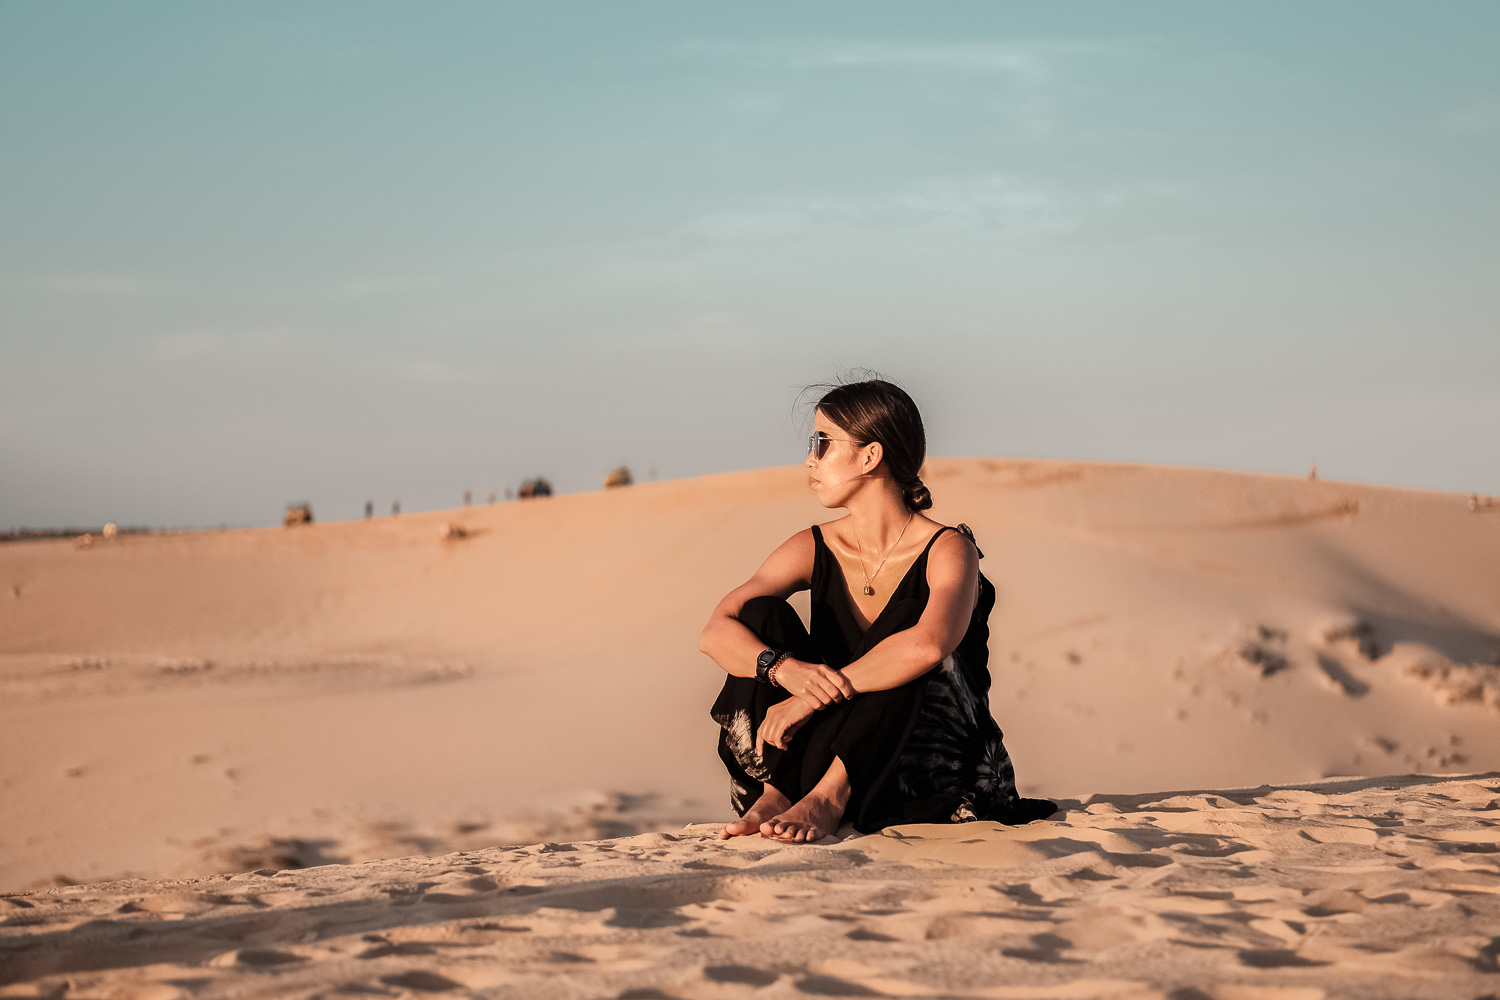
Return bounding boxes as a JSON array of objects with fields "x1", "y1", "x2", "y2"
[{"x1": 854, "y1": 512, "x2": 914, "y2": 596}]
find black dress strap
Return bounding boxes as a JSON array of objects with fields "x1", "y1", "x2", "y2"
[
  {"x1": 953, "y1": 522, "x2": 984, "y2": 559},
  {"x1": 920, "y1": 524, "x2": 954, "y2": 557},
  {"x1": 916, "y1": 523, "x2": 979, "y2": 561}
]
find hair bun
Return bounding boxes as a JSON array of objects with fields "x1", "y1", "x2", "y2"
[{"x1": 903, "y1": 478, "x2": 933, "y2": 512}]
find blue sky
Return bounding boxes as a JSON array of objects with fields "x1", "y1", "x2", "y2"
[{"x1": 2, "y1": 3, "x2": 1497, "y2": 527}]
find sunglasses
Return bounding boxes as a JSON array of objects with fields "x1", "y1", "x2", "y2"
[{"x1": 808, "y1": 432, "x2": 867, "y2": 460}]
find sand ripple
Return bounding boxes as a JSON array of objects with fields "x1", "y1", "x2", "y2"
[
  {"x1": 3, "y1": 773, "x2": 1497, "y2": 999},
  {"x1": 0, "y1": 654, "x2": 472, "y2": 700}
]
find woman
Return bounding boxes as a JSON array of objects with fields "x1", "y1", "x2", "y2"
[{"x1": 699, "y1": 378, "x2": 1054, "y2": 843}]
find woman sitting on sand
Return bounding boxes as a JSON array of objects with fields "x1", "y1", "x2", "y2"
[{"x1": 700, "y1": 378, "x2": 1053, "y2": 843}]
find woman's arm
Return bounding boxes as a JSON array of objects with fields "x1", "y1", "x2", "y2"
[
  {"x1": 840, "y1": 530, "x2": 980, "y2": 694},
  {"x1": 698, "y1": 529, "x2": 855, "y2": 707}
]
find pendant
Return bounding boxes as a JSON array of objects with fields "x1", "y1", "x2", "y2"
[{"x1": 862, "y1": 585, "x2": 874, "y2": 596}]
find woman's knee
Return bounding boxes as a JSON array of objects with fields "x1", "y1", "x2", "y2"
[
  {"x1": 737, "y1": 594, "x2": 792, "y2": 624},
  {"x1": 735, "y1": 596, "x2": 808, "y2": 648}
]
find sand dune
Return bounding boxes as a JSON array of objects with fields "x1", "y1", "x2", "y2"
[
  {"x1": 2, "y1": 458, "x2": 1498, "y2": 898},
  {"x1": 4, "y1": 773, "x2": 1498, "y2": 999}
]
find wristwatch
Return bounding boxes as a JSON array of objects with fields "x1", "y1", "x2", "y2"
[{"x1": 755, "y1": 648, "x2": 785, "y2": 684}]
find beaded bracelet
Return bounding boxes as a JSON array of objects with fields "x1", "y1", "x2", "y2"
[{"x1": 766, "y1": 650, "x2": 790, "y2": 688}]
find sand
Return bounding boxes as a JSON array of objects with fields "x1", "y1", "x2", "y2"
[
  {"x1": 2, "y1": 458, "x2": 1499, "y2": 996},
  {"x1": 4, "y1": 774, "x2": 1499, "y2": 998}
]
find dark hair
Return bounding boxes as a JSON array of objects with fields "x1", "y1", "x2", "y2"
[{"x1": 812, "y1": 377, "x2": 932, "y2": 512}]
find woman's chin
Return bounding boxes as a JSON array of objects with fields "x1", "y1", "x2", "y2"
[{"x1": 810, "y1": 481, "x2": 846, "y2": 508}]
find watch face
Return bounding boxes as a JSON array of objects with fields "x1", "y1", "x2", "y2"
[{"x1": 757, "y1": 649, "x2": 777, "y2": 669}]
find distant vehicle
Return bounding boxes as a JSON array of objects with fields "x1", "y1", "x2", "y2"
[
  {"x1": 284, "y1": 502, "x2": 313, "y2": 526},
  {"x1": 517, "y1": 478, "x2": 553, "y2": 499},
  {"x1": 603, "y1": 466, "x2": 633, "y2": 490}
]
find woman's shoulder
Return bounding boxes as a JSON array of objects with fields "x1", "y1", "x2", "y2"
[
  {"x1": 926, "y1": 520, "x2": 983, "y2": 565},
  {"x1": 755, "y1": 527, "x2": 819, "y2": 591},
  {"x1": 779, "y1": 525, "x2": 819, "y2": 551}
]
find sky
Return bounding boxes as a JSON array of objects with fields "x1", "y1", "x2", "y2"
[{"x1": 2, "y1": 2, "x2": 1497, "y2": 529}]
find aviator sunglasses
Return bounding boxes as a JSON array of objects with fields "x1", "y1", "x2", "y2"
[{"x1": 808, "y1": 431, "x2": 867, "y2": 460}]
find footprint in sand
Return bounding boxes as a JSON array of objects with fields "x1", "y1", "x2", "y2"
[
  {"x1": 379, "y1": 970, "x2": 466, "y2": 992},
  {"x1": 218, "y1": 948, "x2": 307, "y2": 967},
  {"x1": 1318, "y1": 615, "x2": 1384, "y2": 660},
  {"x1": 1314, "y1": 653, "x2": 1369, "y2": 697},
  {"x1": 704, "y1": 964, "x2": 779, "y2": 987},
  {"x1": 1001, "y1": 931, "x2": 1080, "y2": 964},
  {"x1": 1236, "y1": 948, "x2": 1330, "y2": 969},
  {"x1": 358, "y1": 940, "x2": 439, "y2": 959},
  {"x1": 1401, "y1": 652, "x2": 1500, "y2": 712},
  {"x1": 793, "y1": 973, "x2": 883, "y2": 995},
  {"x1": 1237, "y1": 625, "x2": 1291, "y2": 677}
]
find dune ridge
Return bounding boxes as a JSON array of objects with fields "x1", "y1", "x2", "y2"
[{"x1": 2, "y1": 458, "x2": 1498, "y2": 899}]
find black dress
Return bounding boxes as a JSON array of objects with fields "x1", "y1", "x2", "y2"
[{"x1": 710, "y1": 522, "x2": 1056, "y2": 832}]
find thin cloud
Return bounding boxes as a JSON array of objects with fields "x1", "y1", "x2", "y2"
[
  {"x1": 684, "y1": 37, "x2": 1142, "y2": 143},
  {"x1": 150, "y1": 328, "x2": 306, "y2": 363},
  {"x1": 680, "y1": 208, "x2": 820, "y2": 242},
  {"x1": 895, "y1": 175, "x2": 1069, "y2": 233},
  {"x1": 668, "y1": 174, "x2": 1184, "y2": 247},
  {"x1": 679, "y1": 38, "x2": 1122, "y2": 83}
]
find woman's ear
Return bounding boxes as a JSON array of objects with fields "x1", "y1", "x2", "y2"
[{"x1": 861, "y1": 441, "x2": 883, "y2": 476}]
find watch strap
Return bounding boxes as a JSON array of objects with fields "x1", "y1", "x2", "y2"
[{"x1": 755, "y1": 647, "x2": 780, "y2": 684}]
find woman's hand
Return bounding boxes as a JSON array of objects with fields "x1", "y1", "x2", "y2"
[
  {"x1": 756, "y1": 697, "x2": 818, "y2": 756},
  {"x1": 774, "y1": 658, "x2": 855, "y2": 707}
]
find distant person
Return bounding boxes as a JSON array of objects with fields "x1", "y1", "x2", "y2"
[
  {"x1": 700, "y1": 378, "x2": 1054, "y2": 843},
  {"x1": 392, "y1": 500, "x2": 400, "y2": 516},
  {"x1": 464, "y1": 489, "x2": 472, "y2": 506},
  {"x1": 365, "y1": 501, "x2": 374, "y2": 519}
]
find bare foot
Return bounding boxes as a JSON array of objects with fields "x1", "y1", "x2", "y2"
[
  {"x1": 720, "y1": 785, "x2": 792, "y2": 839},
  {"x1": 761, "y1": 792, "x2": 845, "y2": 843}
]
